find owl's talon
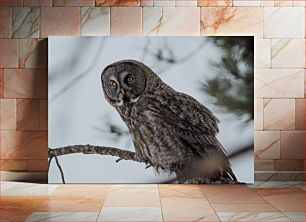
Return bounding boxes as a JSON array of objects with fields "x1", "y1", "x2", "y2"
[
  {"x1": 145, "y1": 164, "x2": 152, "y2": 169},
  {"x1": 115, "y1": 158, "x2": 123, "y2": 163}
]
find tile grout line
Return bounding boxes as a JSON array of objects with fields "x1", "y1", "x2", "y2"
[
  {"x1": 197, "y1": 185, "x2": 222, "y2": 221},
  {"x1": 95, "y1": 184, "x2": 112, "y2": 221},
  {"x1": 157, "y1": 184, "x2": 165, "y2": 222}
]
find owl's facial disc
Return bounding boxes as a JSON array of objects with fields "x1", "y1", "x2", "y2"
[
  {"x1": 101, "y1": 61, "x2": 146, "y2": 107},
  {"x1": 114, "y1": 71, "x2": 141, "y2": 106}
]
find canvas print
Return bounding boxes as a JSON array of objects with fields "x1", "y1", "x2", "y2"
[{"x1": 48, "y1": 36, "x2": 254, "y2": 184}]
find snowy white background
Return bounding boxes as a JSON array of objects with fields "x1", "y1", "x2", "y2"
[{"x1": 48, "y1": 37, "x2": 254, "y2": 183}]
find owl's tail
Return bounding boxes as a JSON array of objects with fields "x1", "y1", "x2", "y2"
[{"x1": 176, "y1": 150, "x2": 238, "y2": 184}]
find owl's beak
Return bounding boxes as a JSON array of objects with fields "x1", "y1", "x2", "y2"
[{"x1": 120, "y1": 88, "x2": 126, "y2": 96}]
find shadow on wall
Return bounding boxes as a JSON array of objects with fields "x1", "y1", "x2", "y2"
[{"x1": 1, "y1": 39, "x2": 48, "y2": 183}]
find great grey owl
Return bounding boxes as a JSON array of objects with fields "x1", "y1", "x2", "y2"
[{"x1": 101, "y1": 60, "x2": 237, "y2": 183}]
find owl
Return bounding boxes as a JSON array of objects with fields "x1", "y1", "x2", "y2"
[{"x1": 101, "y1": 60, "x2": 237, "y2": 183}]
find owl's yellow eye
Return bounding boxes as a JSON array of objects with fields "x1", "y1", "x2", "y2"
[
  {"x1": 110, "y1": 80, "x2": 117, "y2": 88},
  {"x1": 127, "y1": 76, "x2": 134, "y2": 83}
]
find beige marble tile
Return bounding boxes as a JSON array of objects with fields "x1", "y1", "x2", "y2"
[
  {"x1": 249, "y1": 181, "x2": 304, "y2": 188},
  {"x1": 141, "y1": 0, "x2": 153, "y2": 6},
  {"x1": 0, "y1": 0, "x2": 23, "y2": 6},
  {"x1": 200, "y1": 185, "x2": 266, "y2": 204},
  {"x1": 52, "y1": 184, "x2": 111, "y2": 199},
  {"x1": 26, "y1": 212, "x2": 99, "y2": 222},
  {"x1": 255, "y1": 171, "x2": 304, "y2": 181},
  {"x1": 98, "y1": 207, "x2": 162, "y2": 221},
  {"x1": 255, "y1": 131, "x2": 280, "y2": 160},
  {"x1": 0, "y1": 196, "x2": 47, "y2": 221},
  {"x1": 103, "y1": 185, "x2": 160, "y2": 207},
  {"x1": 260, "y1": 0, "x2": 274, "y2": 6},
  {"x1": 96, "y1": 0, "x2": 140, "y2": 6},
  {"x1": 0, "y1": 39, "x2": 18, "y2": 68},
  {"x1": 198, "y1": 0, "x2": 232, "y2": 6},
  {"x1": 212, "y1": 203, "x2": 278, "y2": 212},
  {"x1": 23, "y1": 0, "x2": 52, "y2": 6},
  {"x1": 283, "y1": 212, "x2": 305, "y2": 221},
  {"x1": 200, "y1": 7, "x2": 263, "y2": 38},
  {"x1": 217, "y1": 212, "x2": 291, "y2": 221},
  {"x1": 272, "y1": 39, "x2": 305, "y2": 68},
  {"x1": 274, "y1": 0, "x2": 293, "y2": 6},
  {"x1": 255, "y1": 160, "x2": 274, "y2": 171},
  {"x1": 159, "y1": 184, "x2": 204, "y2": 198},
  {"x1": 233, "y1": 0, "x2": 260, "y2": 6},
  {"x1": 255, "y1": 99, "x2": 263, "y2": 130},
  {"x1": 1, "y1": 181, "x2": 58, "y2": 196},
  {"x1": 0, "y1": 7, "x2": 11, "y2": 38},
  {"x1": 176, "y1": 0, "x2": 197, "y2": 6},
  {"x1": 280, "y1": 131, "x2": 304, "y2": 160},
  {"x1": 255, "y1": 39, "x2": 271, "y2": 68},
  {"x1": 27, "y1": 159, "x2": 48, "y2": 171},
  {"x1": 295, "y1": 99, "x2": 305, "y2": 130},
  {"x1": 293, "y1": 0, "x2": 306, "y2": 6},
  {"x1": 161, "y1": 197, "x2": 219, "y2": 221},
  {"x1": 0, "y1": 159, "x2": 27, "y2": 171},
  {"x1": 264, "y1": 7, "x2": 305, "y2": 38},
  {"x1": 263, "y1": 99, "x2": 295, "y2": 130},
  {"x1": 256, "y1": 188, "x2": 305, "y2": 212},
  {"x1": 3, "y1": 69, "x2": 47, "y2": 99},
  {"x1": 0, "y1": 131, "x2": 47, "y2": 159},
  {"x1": 53, "y1": 0, "x2": 95, "y2": 6},
  {"x1": 19, "y1": 39, "x2": 47, "y2": 68},
  {"x1": 143, "y1": 7, "x2": 200, "y2": 35},
  {"x1": 17, "y1": 99, "x2": 40, "y2": 130},
  {"x1": 110, "y1": 7, "x2": 142, "y2": 35},
  {"x1": 0, "y1": 99, "x2": 16, "y2": 131},
  {"x1": 38, "y1": 196, "x2": 104, "y2": 212},
  {"x1": 41, "y1": 7, "x2": 80, "y2": 38},
  {"x1": 256, "y1": 69, "x2": 304, "y2": 98},
  {"x1": 304, "y1": 70, "x2": 306, "y2": 98},
  {"x1": 40, "y1": 99, "x2": 48, "y2": 130},
  {"x1": 12, "y1": 7, "x2": 39, "y2": 38},
  {"x1": 0, "y1": 69, "x2": 2, "y2": 98},
  {"x1": 153, "y1": 0, "x2": 175, "y2": 6},
  {"x1": 275, "y1": 160, "x2": 304, "y2": 171},
  {"x1": 81, "y1": 7, "x2": 110, "y2": 36}
]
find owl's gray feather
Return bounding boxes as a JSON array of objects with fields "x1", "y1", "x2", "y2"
[{"x1": 101, "y1": 59, "x2": 237, "y2": 183}]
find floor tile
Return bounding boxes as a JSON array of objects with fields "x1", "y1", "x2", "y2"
[
  {"x1": 0, "y1": 196, "x2": 47, "y2": 221},
  {"x1": 25, "y1": 212, "x2": 99, "y2": 221},
  {"x1": 158, "y1": 184, "x2": 204, "y2": 198},
  {"x1": 1, "y1": 181, "x2": 58, "y2": 196},
  {"x1": 217, "y1": 212, "x2": 291, "y2": 221},
  {"x1": 200, "y1": 185, "x2": 266, "y2": 204},
  {"x1": 283, "y1": 212, "x2": 305, "y2": 221},
  {"x1": 248, "y1": 181, "x2": 304, "y2": 189},
  {"x1": 255, "y1": 188, "x2": 305, "y2": 212},
  {"x1": 103, "y1": 184, "x2": 160, "y2": 207},
  {"x1": 97, "y1": 207, "x2": 163, "y2": 221},
  {"x1": 212, "y1": 203, "x2": 278, "y2": 212},
  {"x1": 52, "y1": 184, "x2": 111, "y2": 199},
  {"x1": 161, "y1": 197, "x2": 219, "y2": 221},
  {"x1": 37, "y1": 196, "x2": 104, "y2": 212}
]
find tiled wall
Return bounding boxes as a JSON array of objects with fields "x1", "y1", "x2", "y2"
[{"x1": 0, "y1": 0, "x2": 305, "y2": 181}]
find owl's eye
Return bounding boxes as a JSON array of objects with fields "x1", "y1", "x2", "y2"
[
  {"x1": 110, "y1": 80, "x2": 117, "y2": 88},
  {"x1": 127, "y1": 76, "x2": 134, "y2": 83}
]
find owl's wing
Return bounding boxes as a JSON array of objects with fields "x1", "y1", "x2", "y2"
[{"x1": 135, "y1": 89, "x2": 236, "y2": 181}]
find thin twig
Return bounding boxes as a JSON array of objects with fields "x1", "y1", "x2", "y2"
[
  {"x1": 54, "y1": 155, "x2": 66, "y2": 184},
  {"x1": 48, "y1": 155, "x2": 54, "y2": 171}
]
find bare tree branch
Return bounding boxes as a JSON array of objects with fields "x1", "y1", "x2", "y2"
[
  {"x1": 48, "y1": 144, "x2": 253, "y2": 184},
  {"x1": 48, "y1": 145, "x2": 143, "y2": 162},
  {"x1": 48, "y1": 145, "x2": 145, "y2": 184}
]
